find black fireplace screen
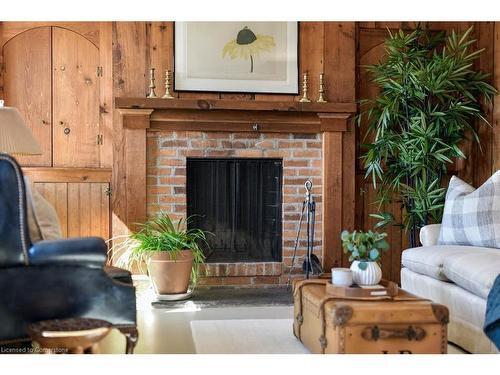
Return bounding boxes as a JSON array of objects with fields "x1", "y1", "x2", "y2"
[{"x1": 186, "y1": 158, "x2": 283, "y2": 263}]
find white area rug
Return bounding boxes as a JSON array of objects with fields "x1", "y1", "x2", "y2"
[{"x1": 190, "y1": 319, "x2": 310, "y2": 354}]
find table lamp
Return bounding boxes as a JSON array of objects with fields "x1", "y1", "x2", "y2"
[{"x1": 0, "y1": 100, "x2": 42, "y2": 156}]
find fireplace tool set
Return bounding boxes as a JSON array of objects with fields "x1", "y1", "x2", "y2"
[{"x1": 287, "y1": 180, "x2": 323, "y2": 287}]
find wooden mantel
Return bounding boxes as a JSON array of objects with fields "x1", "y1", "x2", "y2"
[
  {"x1": 115, "y1": 97, "x2": 357, "y2": 113},
  {"x1": 114, "y1": 98, "x2": 357, "y2": 270}
]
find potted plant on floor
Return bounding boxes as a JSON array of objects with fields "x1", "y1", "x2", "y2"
[
  {"x1": 340, "y1": 230, "x2": 389, "y2": 286},
  {"x1": 110, "y1": 212, "x2": 209, "y2": 295},
  {"x1": 358, "y1": 26, "x2": 497, "y2": 247}
]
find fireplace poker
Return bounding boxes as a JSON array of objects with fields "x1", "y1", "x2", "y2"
[{"x1": 287, "y1": 180, "x2": 323, "y2": 288}]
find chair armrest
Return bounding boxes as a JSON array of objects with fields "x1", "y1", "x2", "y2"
[
  {"x1": 419, "y1": 224, "x2": 441, "y2": 247},
  {"x1": 28, "y1": 237, "x2": 107, "y2": 268}
]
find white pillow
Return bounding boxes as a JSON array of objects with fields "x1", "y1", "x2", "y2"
[
  {"x1": 438, "y1": 171, "x2": 500, "y2": 249},
  {"x1": 24, "y1": 176, "x2": 62, "y2": 243}
]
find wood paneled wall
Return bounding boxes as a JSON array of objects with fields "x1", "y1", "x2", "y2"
[
  {"x1": 108, "y1": 21, "x2": 500, "y2": 281},
  {"x1": 356, "y1": 22, "x2": 499, "y2": 283},
  {"x1": 2, "y1": 21, "x2": 498, "y2": 281},
  {"x1": 111, "y1": 22, "x2": 357, "y2": 272}
]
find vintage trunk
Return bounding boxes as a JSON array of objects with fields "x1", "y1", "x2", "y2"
[{"x1": 293, "y1": 279, "x2": 449, "y2": 354}]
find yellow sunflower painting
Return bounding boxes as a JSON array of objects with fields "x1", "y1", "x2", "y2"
[{"x1": 222, "y1": 26, "x2": 276, "y2": 73}]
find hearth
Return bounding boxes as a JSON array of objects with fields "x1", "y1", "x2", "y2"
[{"x1": 186, "y1": 158, "x2": 283, "y2": 263}]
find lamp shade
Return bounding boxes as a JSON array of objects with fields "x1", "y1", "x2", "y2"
[{"x1": 0, "y1": 106, "x2": 42, "y2": 155}]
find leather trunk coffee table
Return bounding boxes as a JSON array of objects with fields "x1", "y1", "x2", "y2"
[
  {"x1": 28, "y1": 318, "x2": 112, "y2": 354},
  {"x1": 293, "y1": 279, "x2": 449, "y2": 354}
]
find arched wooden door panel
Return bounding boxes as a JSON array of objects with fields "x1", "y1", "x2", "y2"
[
  {"x1": 2, "y1": 23, "x2": 111, "y2": 241},
  {"x1": 52, "y1": 27, "x2": 100, "y2": 168},
  {"x1": 3, "y1": 27, "x2": 52, "y2": 166}
]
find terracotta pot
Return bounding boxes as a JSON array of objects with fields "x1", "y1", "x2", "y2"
[{"x1": 147, "y1": 250, "x2": 194, "y2": 294}]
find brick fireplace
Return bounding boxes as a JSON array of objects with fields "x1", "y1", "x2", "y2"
[
  {"x1": 146, "y1": 130, "x2": 323, "y2": 286},
  {"x1": 114, "y1": 98, "x2": 356, "y2": 287}
]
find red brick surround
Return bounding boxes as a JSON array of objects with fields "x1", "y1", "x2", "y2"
[{"x1": 146, "y1": 130, "x2": 323, "y2": 286}]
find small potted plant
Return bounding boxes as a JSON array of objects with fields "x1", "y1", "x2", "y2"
[
  {"x1": 109, "y1": 212, "x2": 209, "y2": 295},
  {"x1": 340, "y1": 230, "x2": 389, "y2": 286}
]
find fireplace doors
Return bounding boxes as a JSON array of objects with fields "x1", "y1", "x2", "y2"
[{"x1": 186, "y1": 158, "x2": 283, "y2": 263}]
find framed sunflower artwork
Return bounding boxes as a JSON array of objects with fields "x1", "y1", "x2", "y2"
[{"x1": 174, "y1": 22, "x2": 299, "y2": 94}]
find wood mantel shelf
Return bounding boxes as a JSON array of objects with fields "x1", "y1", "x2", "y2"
[
  {"x1": 115, "y1": 97, "x2": 357, "y2": 114},
  {"x1": 116, "y1": 98, "x2": 357, "y2": 133}
]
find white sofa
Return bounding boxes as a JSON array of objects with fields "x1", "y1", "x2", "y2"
[{"x1": 401, "y1": 224, "x2": 500, "y2": 354}]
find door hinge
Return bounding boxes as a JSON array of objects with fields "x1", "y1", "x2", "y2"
[
  {"x1": 96, "y1": 66, "x2": 103, "y2": 77},
  {"x1": 105, "y1": 187, "x2": 112, "y2": 197},
  {"x1": 97, "y1": 134, "x2": 104, "y2": 145}
]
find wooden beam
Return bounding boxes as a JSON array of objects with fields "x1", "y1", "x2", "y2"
[
  {"x1": 325, "y1": 22, "x2": 357, "y2": 269},
  {"x1": 297, "y1": 22, "x2": 325, "y2": 102},
  {"x1": 474, "y1": 22, "x2": 495, "y2": 186},
  {"x1": 147, "y1": 110, "x2": 352, "y2": 133},
  {"x1": 115, "y1": 109, "x2": 153, "y2": 232},
  {"x1": 112, "y1": 22, "x2": 150, "y2": 243},
  {"x1": 150, "y1": 121, "x2": 321, "y2": 133},
  {"x1": 118, "y1": 108, "x2": 154, "y2": 129},
  {"x1": 495, "y1": 22, "x2": 500, "y2": 173},
  {"x1": 99, "y1": 22, "x2": 113, "y2": 169},
  {"x1": 322, "y1": 131, "x2": 343, "y2": 269},
  {"x1": 318, "y1": 113, "x2": 352, "y2": 132},
  {"x1": 124, "y1": 127, "x2": 147, "y2": 229},
  {"x1": 115, "y1": 97, "x2": 357, "y2": 113},
  {"x1": 151, "y1": 108, "x2": 321, "y2": 125},
  {"x1": 23, "y1": 168, "x2": 111, "y2": 183}
]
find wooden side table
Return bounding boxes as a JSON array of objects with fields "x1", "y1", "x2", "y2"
[{"x1": 28, "y1": 318, "x2": 112, "y2": 354}]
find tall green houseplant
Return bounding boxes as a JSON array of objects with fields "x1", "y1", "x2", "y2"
[{"x1": 359, "y1": 27, "x2": 496, "y2": 247}]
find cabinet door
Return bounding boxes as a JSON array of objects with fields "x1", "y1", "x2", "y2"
[
  {"x1": 52, "y1": 27, "x2": 100, "y2": 168},
  {"x1": 3, "y1": 27, "x2": 52, "y2": 166},
  {"x1": 67, "y1": 182, "x2": 110, "y2": 238},
  {"x1": 33, "y1": 182, "x2": 110, "y2": 240}
]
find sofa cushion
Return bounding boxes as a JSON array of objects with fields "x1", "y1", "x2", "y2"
[
  {"x1": 438, "y1": 171, "x2": 500, "y2": 249},
  {"x1": 443, "y1": 251, "x2": 500, "y2": 299},
  {"x1": 401, "y1": 245, "x2": 491, "y2": 281}
]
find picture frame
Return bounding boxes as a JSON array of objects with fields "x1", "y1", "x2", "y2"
[{"x1": 174, "y1": 22, "x2": 299, "y2": 94}]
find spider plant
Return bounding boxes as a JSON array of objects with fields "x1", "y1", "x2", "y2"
[
  {"x1": 108, "y1": 212, "x2": 210, "y2": 285},
  {"x1": 358, "y1": 26, "x2": 497, "y2": 247}
]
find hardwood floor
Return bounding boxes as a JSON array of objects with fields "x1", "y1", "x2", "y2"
[
  {"x1": 100, "y1": 305, "x2": 294, "y2": 354},
  {"x1": 98, "y1": 279, "x2": 466, "y2": 354}
]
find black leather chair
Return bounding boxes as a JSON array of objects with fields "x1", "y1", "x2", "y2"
[{"x1": 0, "y1": 153, "x2": 138, "y2": 353}]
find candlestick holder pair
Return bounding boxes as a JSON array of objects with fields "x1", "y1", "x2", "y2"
[
  {"x1": 299, "y1": 72, "x2": 327, "y2": 103},
  {"x1": 147, "y1": 68, "x2": 174, "y2": 99}
]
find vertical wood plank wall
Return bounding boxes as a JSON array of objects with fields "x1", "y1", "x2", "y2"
[
  {"x1": 2, "y1": 21, "x2": 499, "y2": 282},
  {"x1": 356, "y1": 22, "x2": 499, "y2": 283},
  {"x1": 111, "y1": 22, "x2": 357, "y2": 271},
  {"x1": 0, "y1": 22, "x2": 113, "y2": 241}
]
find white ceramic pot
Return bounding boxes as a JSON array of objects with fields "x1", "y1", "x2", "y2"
[
  {"x1": 331, "y1": 268, "x2": 353, "y2": 287},
  {"x1": 350, "y1": 261, "x2": 382, "y2": 286}
]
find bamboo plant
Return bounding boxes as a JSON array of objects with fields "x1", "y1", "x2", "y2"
[{"x1": 358, "y1": 26, "x2": 497, "y2": 247}]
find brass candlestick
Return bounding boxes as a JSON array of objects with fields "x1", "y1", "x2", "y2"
[
  {"x1": 317, "y1": 73, "x2": 327, "y2": 103},
  {"x1": 162, "y1": 70, "x2": 174, "y2": 99},
  {"x1": 299, "y1": 72, "x2": 311, "y2": 103},
  {"x1": 147, "y1": 68, "x2": 157, "y2": 98}
]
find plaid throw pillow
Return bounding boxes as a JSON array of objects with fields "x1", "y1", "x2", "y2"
[{"x1": 438, "y1": 171, "x2": 500, "y2": 249}]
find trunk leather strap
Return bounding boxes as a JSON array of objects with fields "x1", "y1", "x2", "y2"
[{"x1": 293, "y1": 279, "x2": 327, "y2": 341}]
